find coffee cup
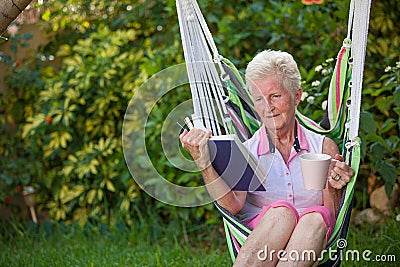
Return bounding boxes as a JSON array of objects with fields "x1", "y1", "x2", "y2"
[{"x1": 300, "y1": 153, "x2": 331, "y2": 190}]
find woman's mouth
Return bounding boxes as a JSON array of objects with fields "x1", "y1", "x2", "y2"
[{"x1": 266, "y1": 114, "x2": 279, "y2": 119}]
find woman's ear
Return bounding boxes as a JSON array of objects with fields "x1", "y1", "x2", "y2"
[{"x1": 295, "y1": 87, "x2": 303, "y2": 106}]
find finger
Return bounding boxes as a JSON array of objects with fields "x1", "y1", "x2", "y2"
[
  {"x1": 332, "y1": 165, "x2": 352, "y2": 181},
  {"x1": 329, "y1": 170, "x2": 342, "y2": 183},
  {"x1": 329, "y1": 169, "x2": 340, "y2": 179},
  {"x1": 333, "y1": 178, "x2": 346, "y2": 189},
  {"x1": 186, "y1": 129, "x2": 209, "y2": 147},
  {"x1": 179, "y1": 129, "x2": 188, "y2": 140},
  {"x1": 184, "y1": 129, "x2": 201, "y2": 142},
  {"x1": 333, "y1": 164, "x2": 352, "y2": 179},
  {"x1": 340, "y1": 173, "x2": 351, "y2": 183},
  {"x1": 198, "y1": 135, "x2": 210, "y2": 148},
  {"x1": 328, "y1": 177, "x2": 342, "y2": 189},
  {"x1": 188, "y1": 128, "x2": 202, "y2": 137},
  {"x1": 328, "y1": 160, "x2": 336, "y2": 173},
  {"x1": 201, "y1": 130, "x2": 212, "y2": 140},
  {"x1": 193, "y1": 129, "x2": 211, "y2": 141},
  {"x1": 338, "y1": 177, "x2": 346, "y2": 187},
  {"x1": 328, "y1": 170, "x2": 349, "y2": 188},
  {"x1": 348, "y1": 167, "x2": 355, "y2": 177},
  {"x1": 334, "y1": 154, "x2": 344, "y2": 162},
  {"x1": 330, "y1": 169, "x2": 347, "y2": 185},
  {"x1": 333, "y1": 159, "x2": 354, "y2": 177}
]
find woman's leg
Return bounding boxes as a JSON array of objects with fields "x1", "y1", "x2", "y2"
[
  {"x1": 233, "y1": 205, "x2": 297, "y2": 267},
  {"x1": 277, "y1": 212, "x2": 328, "y2": 267}
]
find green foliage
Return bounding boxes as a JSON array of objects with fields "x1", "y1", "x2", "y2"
[
  {"x1": 1, "y1": 0, "x2": 399, "y2": 227},
  {"x1": 201, "y1": 0, "x2": 351, "y2": 70},
  {"x1": 20, "y1": 25, "x2": 151, "y2": 225},
  {"x1": 360, "y1": 63, "x2": 400, "y2": 197},
  {"x1": 298, "y1": 58, "x2": 336, "y2": 120},
  {"x1": 366, "y1": 1, "x2": 400, "y2": 76},
  {"x1": 0, "y1": 32, "x2": 43, "y2": 203}
]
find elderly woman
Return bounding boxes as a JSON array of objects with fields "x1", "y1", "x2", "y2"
[{"x1": 180, "y1": 50, "x2": 354, "y2": 267}]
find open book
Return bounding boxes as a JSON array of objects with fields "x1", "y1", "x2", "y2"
[{"x1": 208, "y1": 134, "x2": 267, "y2": 191}]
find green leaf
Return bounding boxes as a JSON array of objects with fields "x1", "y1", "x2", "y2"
[
  {"x1": 384, "y1": 182, "x2": 395, "y2": 199},
  {"x1": 381, "y1": 162, "x2": 397, "y2": 191},
  {"x1": 379, "y1": 118, "x2": 396, "y2": 134},
  {"x1": 0, "y1": 173, "x2": 13, "y2": 185},
  {"x1": 394, "y1": 88, "x2": 400, "y2": 107},
  {"x1": 370, "y1": 142, "x2": 388, "y2": 160},
  {"x1": 10, "y1": 44, "x2": 17, "y2": 53},
  {"x1": 366, "y1": 134, "x2": 391, "y2": 151},
  {"x1": 41, "y1": 8, "x2": 51, "y2": 21},
  {"x1": 21, "y1": 33, "x2": 33, "y2": 40}
]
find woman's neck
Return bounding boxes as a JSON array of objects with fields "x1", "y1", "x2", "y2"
[
  {"x1": 267, "y1": 120, "x2": 297, "y2": 163},
  {"x1": 274, "y1": 129, "x2": 294, "y2": 149},
  {"x1": 268, "y1": 120, "x2": 296, "y2": 146}
]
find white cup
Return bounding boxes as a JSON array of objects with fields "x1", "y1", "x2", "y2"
[{"x1": 300, "y1": 153, "x2": 331, "y2": 190}]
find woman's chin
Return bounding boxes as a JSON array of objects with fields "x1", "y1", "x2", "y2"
[{"x1": 264, "y1": 121, "x2": 277, "y2": 132}]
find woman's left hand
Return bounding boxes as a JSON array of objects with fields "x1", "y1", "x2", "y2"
[{"x1": 328, "y1": 154, "x2": 355, "y2": 190}]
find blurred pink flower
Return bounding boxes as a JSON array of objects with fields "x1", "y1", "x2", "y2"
[
  {"x1": 7, "y1": 24, "x2": 19, "y2": 36},
  {"x1": 16, "y1": 17, "x2": 24, "y2": 24},
  {"x1": 302, "y1": 0, "x2": 324, "y2": 4}
]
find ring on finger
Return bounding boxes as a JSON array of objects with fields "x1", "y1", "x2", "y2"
[{"x1": 333, "y1": 174, "x2": 341, "y2": 181}]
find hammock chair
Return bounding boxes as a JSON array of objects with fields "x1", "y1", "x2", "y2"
[{"x1": 176, "y1": 0, "x2": 371, "y2": 265}]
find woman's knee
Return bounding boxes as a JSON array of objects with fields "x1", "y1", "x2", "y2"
[
  {"x1": 253, "y1": 205, "x2": 298, "y2": 241},
  {"x1": 298, "y1": 212, "x2": 327, "y2": 234},
  {"x1": 263, "y1": 205, "x2": 298, "y2": 226}
]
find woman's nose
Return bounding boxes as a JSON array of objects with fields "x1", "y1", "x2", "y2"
[{"x1": 264, "y1": 100, "x2": 274, "y2": 113}]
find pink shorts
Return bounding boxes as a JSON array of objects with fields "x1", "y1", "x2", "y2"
[{"x1": 244, "y1": 200, "x2": 335, "y2": 243}]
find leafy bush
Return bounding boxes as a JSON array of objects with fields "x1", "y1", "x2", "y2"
[
  {"x1": 0, "y1": 31, "x2": 43, "y2": 205},
  {"x1": 20, "y1": 25, "x2": 150, "y2": 225},
  {"x1": 359, "y1": 63, "x2": 400, "y2": 196}
]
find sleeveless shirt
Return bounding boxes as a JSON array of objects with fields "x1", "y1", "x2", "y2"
[{"x1": 236, "y1": 120, "x2": 325, "y2": 222}]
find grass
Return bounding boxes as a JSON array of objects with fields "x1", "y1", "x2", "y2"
[
  {"x1": 341, "y1": 213, "x2": 400, "y2": 267},
  {"x1": 0, "y1": 219, "x2": 231, "y2": 267},
  {"x1": 0, "y1": 213, "x2": 399, "y2": 267}
]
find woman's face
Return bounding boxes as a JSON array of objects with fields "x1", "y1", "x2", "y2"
[{"x1": 251, "y1": 77, "x2": 302, "y2": 133}]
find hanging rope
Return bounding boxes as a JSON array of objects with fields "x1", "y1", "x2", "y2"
[{"x1": 176, "y1": 0, "x2": 231, "y2": 135}]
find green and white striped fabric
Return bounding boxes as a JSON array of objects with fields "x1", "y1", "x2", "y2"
[
  {"x1": 296, "y1": 38, "x2": 352, "y2": 139},
  {"x1": 219, "y1": 56, "x2": 260, "y2": 141}
]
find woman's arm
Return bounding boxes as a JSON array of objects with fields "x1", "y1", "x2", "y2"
[
  {"x1": 179, "y1": 128, "x2": 247, "y2": 215},
  {"x1": 322, "y1": 137, "x2": 355, "y2": 218}
]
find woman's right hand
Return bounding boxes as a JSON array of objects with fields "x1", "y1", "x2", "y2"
[
  {"x1": 179, "y1": 128, "x2": 212, "y2": 171},
  {"x1": 180, "y1": 128, "x2": 246, "y2": 214}
]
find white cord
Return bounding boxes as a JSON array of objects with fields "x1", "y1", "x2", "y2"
[{"x1": 349, "y1": 0, "x2": 371, "y2": 140}]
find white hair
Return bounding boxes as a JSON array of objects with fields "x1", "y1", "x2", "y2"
[{"x1": 245, "y1": 50, "x2": 301, "y2": 96}]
